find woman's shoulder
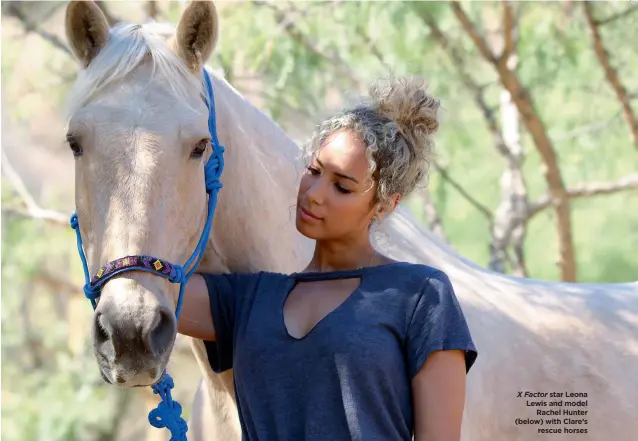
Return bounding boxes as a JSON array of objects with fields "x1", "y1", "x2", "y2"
[
  {"x1": 364, "y1": 260, "x2": 449, "y2": 289},
  {"x1": 368, "y1": 260, "x2": 444, "y2": 276},
  {"x1": 361, "y1": 261, "x2": 464, "y2": 313}
]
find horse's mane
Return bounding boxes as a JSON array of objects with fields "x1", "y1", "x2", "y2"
[{"x1": 65, "y1": 22, "x2": 206, "y2": 118}]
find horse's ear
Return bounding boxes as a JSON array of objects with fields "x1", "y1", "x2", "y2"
[
  {"x1": 65, "y1": 0, "x2": 110, "y2": 68},
  {"x1": 174, "y1": 0, "x2": 219, "y2": 72}
]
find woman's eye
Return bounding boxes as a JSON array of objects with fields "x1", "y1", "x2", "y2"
[
  {"x1": 307, "y1": 166, "x2": 320, "y2": 175},
  {"x1": 335, "y1": 184, "x2": 352, "y2": 194},
  {"x1": 191, "y1": 139, "x2": 210, "y2": 159},
  {"x1": 66, "y1": 134, "x2": 83, "y2": 157}
]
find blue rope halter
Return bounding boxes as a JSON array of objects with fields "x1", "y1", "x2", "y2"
[{"x1": 69, "y1": 68, "x2": 224, "y2": 441}]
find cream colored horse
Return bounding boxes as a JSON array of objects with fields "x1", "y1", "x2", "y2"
[{"x1": 64, "y1": 1, "x2": 638, "y2": 441}]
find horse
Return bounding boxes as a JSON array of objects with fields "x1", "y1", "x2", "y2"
[{"x1": 63, "y1": 1, "x2": 638, "y2": 440}]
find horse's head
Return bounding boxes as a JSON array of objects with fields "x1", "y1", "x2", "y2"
[{"x1": 64, "y1": 0, "x2": 219, "y2": 386}]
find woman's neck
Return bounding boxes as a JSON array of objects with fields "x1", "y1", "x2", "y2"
[{"x1": 304, "y1": 236, "x2": 378, "y2": 272}]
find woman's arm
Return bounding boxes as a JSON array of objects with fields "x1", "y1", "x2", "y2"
[
  {"x1": 176, "y1": 273, "x2": 216, "y2": 341},
  {"x1": 412, "y1": 349, "x2": 468, "y2": 441}
]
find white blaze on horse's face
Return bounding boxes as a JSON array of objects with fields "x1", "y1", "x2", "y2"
[{"x1": 64, "y1": 0, "x2": 219, "y2": 387}]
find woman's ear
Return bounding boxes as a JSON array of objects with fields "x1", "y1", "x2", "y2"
[
  {"x1": 371, "y1": 194, "x2": 400, "y2": 225},
  {"x1": 389, "y1": 194, "x2": 401, "y2": 211},
  {"x1": 377, "y1": 194, "x2": 401, "y2": 221}
]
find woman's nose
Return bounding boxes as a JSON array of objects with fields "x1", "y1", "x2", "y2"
[{"x1": 306, "y1": 178, "x2": 326, "y2": 205}]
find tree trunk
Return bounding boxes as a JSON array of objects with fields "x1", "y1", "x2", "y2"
[{"x1": 452, "y1": 2, "x2": 577, "y2": 281}]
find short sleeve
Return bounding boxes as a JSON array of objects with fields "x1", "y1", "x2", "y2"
[
  {"x1": 406, "y1": 270, "x2": 478, "y2": 378},
  {"x1": 200, "y1": 272, "x2": 257, "y2": 373}
]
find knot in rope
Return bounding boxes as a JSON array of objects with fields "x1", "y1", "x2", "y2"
[
  {"x1": 70, "y1": 213, "x2": 79, "y2": 229},
  {"x1": 83, "y1": 283, "x2": 100, "y2": 301},
  {"x1": 168, "y1": 265, "x2": 184, "y2": 283},
  {"x1": 148, "y1": 373, "x2": 187, "y2": 441},
  {"x1": 205, "y1": 146, "x2": 225, "y2": 174},
  {"x1": 153, "y1": 371, "x2": 174, "y2": 392},
  {"x1": 205, "y1": 156, "x2": 220, "y2": 173},
  {"x1": 83, "y1": 283, "x2": 100, "y2": 309},
  {"x1": 205, "y1": 178, "x2": 223, "y2": 193},
  {"x1": 204, "y1": 148, "x2": 225, "y2": 193}
]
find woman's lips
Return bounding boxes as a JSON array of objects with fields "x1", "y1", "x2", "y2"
[{"x1": 300, "y1": 206, "x2": 323, "y2": 221}]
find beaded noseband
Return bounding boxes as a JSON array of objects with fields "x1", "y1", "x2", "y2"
[{"x1": 69, "y1": 68, "x2": 224, "y2": 441}]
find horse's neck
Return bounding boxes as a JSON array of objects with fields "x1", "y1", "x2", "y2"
[{"x1": 199, "y1": 73, "x2": 313, "y2": 274}]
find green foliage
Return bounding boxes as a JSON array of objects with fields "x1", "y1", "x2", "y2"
[
  {"x1": 211, "y1": 1, "x2": 637, "y2": 282},
  {"x1": 1, "y1": 211, "x2": 127, "y2": 441}
]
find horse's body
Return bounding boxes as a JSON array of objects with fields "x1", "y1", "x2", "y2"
[{"x1": 63, "y1": 1, "x2": 638, "y2": 440}]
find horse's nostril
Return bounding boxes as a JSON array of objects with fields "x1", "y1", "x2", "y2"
[
  {"x1": 94, "y1": 312, "x2": 110, "y2": 345},
  {"x1": 147, "y1": 307, "x2": 176, "y2": 357}
]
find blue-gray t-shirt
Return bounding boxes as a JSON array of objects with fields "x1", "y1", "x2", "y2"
[{"x1": 202, "y1": 262, "x2": 478, "y2": 441}]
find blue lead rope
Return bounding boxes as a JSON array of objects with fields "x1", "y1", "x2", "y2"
[
  {"x1": 69, "y1": 68, "x2": 224, "y2": 441},
  {"x1": 149, "y1": 374, "x2": 187, "y2": 440}
]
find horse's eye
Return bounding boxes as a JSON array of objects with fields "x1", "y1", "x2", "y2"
[
  {"x1": 66, "y1": 134, "x2": 83, "y2": 157},
  {"x1": 190, "y1": 138, "x2": 209, "y2": 159}
]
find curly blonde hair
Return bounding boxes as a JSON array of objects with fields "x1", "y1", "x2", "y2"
[{"x1": 304, "y1": 75, "x2": 440, "y2": 208}]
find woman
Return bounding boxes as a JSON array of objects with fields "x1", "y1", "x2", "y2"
[{"x1": 179, "y1": 76, "x2": 478, "y2": 441}]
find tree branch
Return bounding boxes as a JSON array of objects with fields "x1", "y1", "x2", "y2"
[
  {"x1": 434, "y1": 162, "x2": 494, "y2": 223},
  {"x1": 32, "y1": 271, "x2": 78, "y2": 322},
  {"x1": 238, "y1": 85, "x2": 316, "y2": 121},
  {"x1": 527, "y1": 173, "x2": 638, "y2": 218},
  {"x1": 2, "y1": 206, "x2": 69, "y2": 226},
  {"x1": 1, "y1": 151, "x2": 69, "y2": 226},
  {"x1": 145, "y1": 0, "x2": 159, "y2": 21},
  {"x1": 33, "y1": 271, "x2": 82, "y2": 295},
  {"x1": 421, "y1": 187, "x2": 448, "y2": 242},
  {"x1": 595, "y1": 4, "x2": 638, "y2": 26},
  {"x1": 252, "y1": 0, "x2": 364, "y2": 91},
  {"x1": 250, "y1": 2, "x2": 311, "y2": 75},
  {"x1": 416, "y1": 10, "x2": 512, "y2": 161},
  {"x1": 488, "y1": 2, "x2": 529, "y2": 276},
  {"x1": 452, "y1": 1, "x2": 577, "y2": 281},
  {"x1": 552, "y1": 110, "x2": 622, "y2": 142},
  {"x1": 450, "y1": 3, "x2": 497, "y2": 63},
  {"x1": 499, "y1": 0, "x2": 517, "y2": 65},
  {"x1": 21, "y1": 285, "x2": 46, "y2": 369},
  {"x1": 350, "y1": 16, "x2": 392, "y2": 73},
  {"x1": 4, "y1": 3, "x2": 72, "y2": 58},
  {"x1": 510, "y1": 223, "x2": 528, "y2": 278},
  {"x1": 583, "y1": 2, "x2": 638, "y2": 153},
  {"x1": 418, "y1": 4, "x2": 530, "y2": 275}
]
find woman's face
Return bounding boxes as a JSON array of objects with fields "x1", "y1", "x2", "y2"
[{"x1": 296, "y1": 129, "x2": 377, "y2": 241}]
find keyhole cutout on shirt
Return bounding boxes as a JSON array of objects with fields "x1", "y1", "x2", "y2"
[{"x1": 283, "y1": 277, "x2": 361, "y2": 340}]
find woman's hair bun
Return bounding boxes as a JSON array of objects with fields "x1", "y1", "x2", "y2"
[{"x1": 369, "y1": 75, "x2": 440, "y2": 138}]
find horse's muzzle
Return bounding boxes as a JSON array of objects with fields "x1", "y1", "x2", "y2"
[{"x1": 92, "y1": 296, "x2": 176, "y2": 385}]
